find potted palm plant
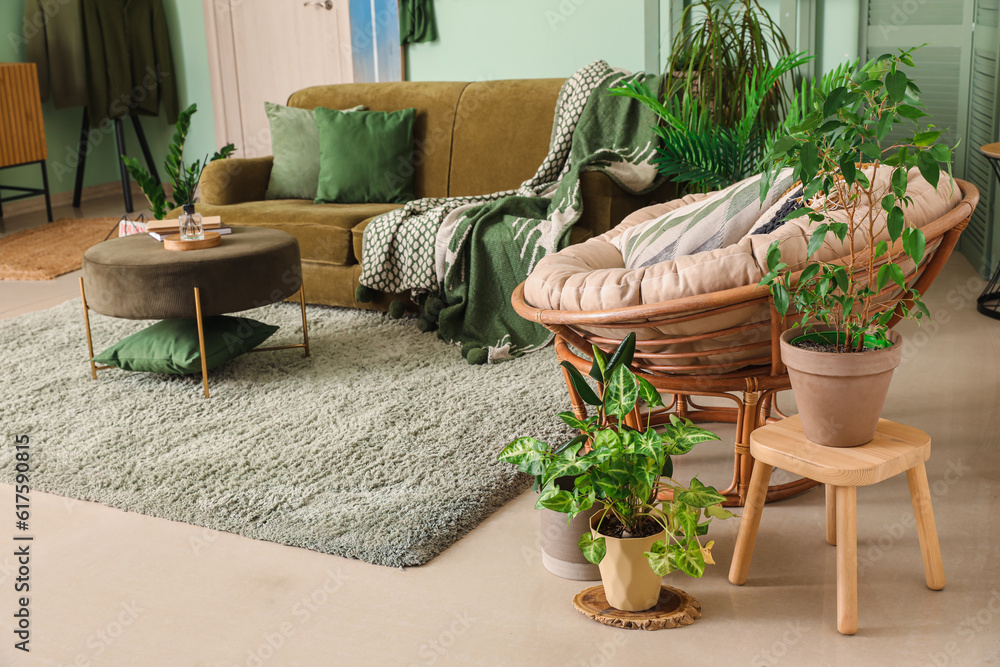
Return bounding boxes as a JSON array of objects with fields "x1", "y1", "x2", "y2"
[
  {"x1": 757, "y1": 47, "x2": 953, "y2": 446},
  {"x1": 499, "y1": 335, "x2": 733, "y2": 611}
]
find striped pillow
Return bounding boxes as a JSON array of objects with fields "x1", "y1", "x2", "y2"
[{"x1": 615, "y1": 169, "x2": 794, "y2": 269}]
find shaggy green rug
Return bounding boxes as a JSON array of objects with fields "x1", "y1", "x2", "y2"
[{"x1": 0, "y1": 300, "x2": 572, "y2": 567}]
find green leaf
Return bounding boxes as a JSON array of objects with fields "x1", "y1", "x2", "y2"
[
  {"x1": 897, "y1": 104, "x2": 928, "y2": 119},
  {"x1": 588, "y1": 346, "x2": 607, "y2": 383},
  {"x1": 676, "y1": 478, "x2": 727, "y2": 508},
  {"x1": 885, "y1": 69, "x2": 908, "y2": 102},
  {"x1": 833, "y1": 266, "x2": 850, "y2": 293},
  {"x1": 807, "y1": 224, "x2": 829, "y2": 258},
  {"x1": 766, "y1": 241, "x2": 782, "y2": 271},
  {"x1": 906, "y1": 227, "x2": 926, "y2": 265},
  {"x1": 889, "y1": 263, "x2": 906, "y2": 289},
  {"x1": 636, "y1": 376, "x2": 663, "y2": 408},
  {"x1": 877, "y1": 114, "x2": 894, "y2": 141},
  {"x1": 771, "y1": 136, "x2": 796, "y2": 156},
  {"x1": 823, "y1": 86, "x2": 848, "y2": 118},
  {"x1": 606, "y1": 333, "x2": 636, "y2": 377},
  {"x1": 913, "y1": 130, "x2": 943, "y2": 147},
  {"x1": 557, "y1": 412, "x2": 590, "y2": 432},
  {"x1": 555, "y1": 434, "x2": 588, "y2": 459},
  {"x1": 542, "y1": 456, "x2": 595, "y2": 487},
  {"x1": 705, "y1": 504, "x2": 737, "y2": 520},
  {"x1": 881, "y1": 193, "x2": 896, "y2": 212},
  {"x1": 593, "y1": 429, "x2": 621, "y2": 452},
  {"x1": 578, "y1": 532, "x2": 607, "y2": 565},
  {"x1": 674, "y1": 545, "x2": 707, "y2": 578},
  {"x1": 929, "y1": 144, "x2": 951, "y2": 162},
  {"x1": 877, "y1": 264, "x2": 891, "y2": 291},
  {"x1": 560, "y1": 361, "x2": 601, "y2": 407},
  {"x1": 603, "y1": 364, "x2": 639, "y2": 421},
  {"x1": 800, "y1": 142, "x2": 819, "y2": 176},
  {"x1": 645, "y1": 540, "x2": 675, "y2": 576},
  {"x1": 917, "y1": 150, "x2": 941, "y2": 189},
  {"x1": 535, "y1": 486, "x2": 574, "y2": 513},
  {"x1": 859, "y1": 142, "x2": 881, "y2": 160},
  {"x1": 798, "y1": 263, "x2": 821, "y2": 284},
  {"x1": 772, "y1": 283, "x2": 789, "y2": 316},
  {"x1": 875, "y1": 240, "x2": 889, "y2": 258},
  {"x1": 497, "y1": 437, "x2": 551, "y2": 475},
  {"x1": 891, "y1": 167, "x2": 909, "y2": 197},
  {"x1": 887, "y1": 206, "x2": 905, "y2": 241},
  {"x1": 840, "y1": 157, "x2": 856, "y2": 187}
]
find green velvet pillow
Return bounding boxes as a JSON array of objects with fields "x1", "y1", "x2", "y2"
[
  {"x1": 314, "y1": 107, "x2": 417, "y2": 204},
  {"x1": 93, "y1": 316, "x2": 279, "y2": 375},
  {"x1": 264, "y1": 101, "x2": 364, "y2": 200}
]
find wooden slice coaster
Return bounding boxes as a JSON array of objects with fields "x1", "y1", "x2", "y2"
[
  {"x1": 163, "y1": 231, "x2": 222, "y2": 251},
  {"x1": 573, "y1": 585, "x2": 701, "y2": 630}
]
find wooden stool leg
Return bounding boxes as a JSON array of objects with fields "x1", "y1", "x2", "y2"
[
  {"x1": 826, "y1": 484, "x2": 837, "y2": 546},
  {"x1": 836, "y1": 485, "x2": 858, "y2": 635},
  {"x1": 906, "y1": 463, "x2": 946, "y2": 591},
  {"x1": 728, "y1": 462, "x2": 773, "y2": 585}
]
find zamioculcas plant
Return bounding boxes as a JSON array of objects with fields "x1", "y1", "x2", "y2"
[
  {"x1": 757, "y1": 46, "x2": 951, "y2": 349},
  {"x1": 123, "y1": 103, "x2": 235, "y2": 219},
  {"x1": 498, "y1": 334, "x2": 734, "y2": 581}
]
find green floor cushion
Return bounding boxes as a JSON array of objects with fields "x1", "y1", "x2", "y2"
[
  {"x1": 264, "y1": 102, "x2": 364, "y2": 201},
  {"x1": 314, "y1": 107, "x2": 417, "y2": 204},
  {"x1": 93, "y1": 316, "x2": 279, "y2": 374}
]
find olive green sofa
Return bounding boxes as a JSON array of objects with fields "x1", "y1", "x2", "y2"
[{"x1": 186, "y1": 78, "x2": 671, "y2": 310}]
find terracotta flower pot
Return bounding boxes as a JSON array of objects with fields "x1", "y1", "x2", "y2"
[
  {"x1": 540, "y1": 506, "x2": 601, "y2": 581},
  {"x1": 780, "y1": 329, "x2": 903, "y2": 447},
  {"x1": 590, "y1": 512, "x2": 664, "y2": 612}
]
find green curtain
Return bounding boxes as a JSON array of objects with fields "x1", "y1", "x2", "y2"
[{"x1": 399, "y1": 0, "x2": 438, "y2": 44}]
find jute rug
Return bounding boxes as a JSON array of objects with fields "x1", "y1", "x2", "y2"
[
  {"x1": 0, "y1": 300, "x2": 571, "y2": 567},
  {"x1": 0, "y1": 218, "x2": 119, "y2": 280}
]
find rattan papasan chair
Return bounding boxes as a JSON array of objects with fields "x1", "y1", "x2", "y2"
[{"x1": 512, "y1": 169, "x2": 979, "y2": 506}]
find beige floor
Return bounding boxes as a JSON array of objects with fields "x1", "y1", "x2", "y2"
[{"x1": 1, "y1": 198, "x2": 999, "y2": 666}]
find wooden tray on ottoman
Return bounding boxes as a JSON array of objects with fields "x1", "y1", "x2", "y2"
[{"x1": 163, "y1": 231, "x2": 222, "y2": 251}]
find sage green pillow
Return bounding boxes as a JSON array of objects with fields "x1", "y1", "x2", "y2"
[
  {"x1": 264, "y1": 101, "x2": 364, "y2": 200},
  {"x1": 314, "y1": 107, "x2": 416, "y2": 204},
  {"x1": 93, "y1": 316, "x2": 279, "y2": 375}
]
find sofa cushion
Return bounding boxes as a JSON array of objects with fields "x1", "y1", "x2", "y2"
[
  {"x1": 264, "y1": 101, "x2": 363, "y2": 201},
  {"x1": 288, "y1": 81, "x2": 468, "y2": 199},
  {"x1": 315, "y1": 107, "x2": 417, "y2": 204},
  {"x1": 192, "y1": 200, "x2": 402, "y2": 266},
  {"x1": 447, "y1": 78, "x2": 564, "y2": 197}
]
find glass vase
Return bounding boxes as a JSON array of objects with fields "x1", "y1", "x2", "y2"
[{"x1": 179, "y1": 204, "x2": 204, "y2": 241}]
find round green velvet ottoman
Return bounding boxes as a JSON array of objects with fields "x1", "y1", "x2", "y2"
[{"x1": 80, "y1": 226, "x2": 308, "y2": 397}]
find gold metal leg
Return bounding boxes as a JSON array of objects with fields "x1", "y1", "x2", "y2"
[
  {"x1": 299, "y1": 284, "x2": 310, "y2": 358},
  {"x1": 193, "y1": 287, "x2": 210, "y2": 399},
  {"x1": 79, "y1": 277, "x2": 97, "y2": 380}
]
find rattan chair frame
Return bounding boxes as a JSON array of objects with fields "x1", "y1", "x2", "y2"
[{"x1": 512, "y1": 179, "x2": 979, "y2": 506}]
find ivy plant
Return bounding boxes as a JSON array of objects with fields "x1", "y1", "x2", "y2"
[
  {"x1": 757, "y1": 47, "x2": 952, "y2": 351},
  {"x1": 497, "y1": 334, "x2": 734, "y2": 577},
  {"x1": 122, "y1": 103, "x2": 236, "y2": 219}
]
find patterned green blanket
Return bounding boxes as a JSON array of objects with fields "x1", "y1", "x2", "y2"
[{"x1": 359, "y1": 61, "x2": 663, "y2": 363}]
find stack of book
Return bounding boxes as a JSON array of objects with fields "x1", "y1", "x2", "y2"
[{"x1": 147, "y1": 216, "x2": 231, "y2": 241}]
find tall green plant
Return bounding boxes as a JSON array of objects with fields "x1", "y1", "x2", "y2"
[
  {"x1": 664, "y1": 0, "x2": 792, "y2": 132},
  {"x1": 497, "y1": 334, "x2": 734, "y2": 577},
  {"x1": 122, "y1": 103, "x2": 236, "y2": 219},
  {"x1": 757, "y1": 47, "x2": 952, "y2": 351}
]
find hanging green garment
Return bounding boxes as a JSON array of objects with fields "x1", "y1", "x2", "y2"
[
  {"x1": 24, "y1": 0, "x2": 179, "y2": 126},
  {"x1": 24, "y1": 0, "x2": 88, "y2": 108},
  {"x1": 399, "y1": 0, "x2": 438, "y2": 44}
]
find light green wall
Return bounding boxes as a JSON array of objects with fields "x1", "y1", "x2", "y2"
[
  {"x1": 0, "y1": 0, "x2": 216, "y2": 203},
  {"x1": 406, "y1": 0, "x2": 649, "y2": 81},
  {"x1": 818, "y1": 0, "x2": 859, "y2": 73}
]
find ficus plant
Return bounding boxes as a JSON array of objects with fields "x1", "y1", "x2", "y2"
[
  {"x1": 497, "y1": 334, "x2": 734, "y2": 578},
  {"x1": 757, "y1": 47, "x2": 951, "y2": 351},
  {"x1": 122, "y1": 103, "x2": 236, "y2": 219}
]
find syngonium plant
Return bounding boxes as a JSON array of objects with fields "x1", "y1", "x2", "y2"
[
  {"x1": 497, "y1": 334, "x2": 734, "y2": 577},
  {"x1": 122, "y1": 103, "x2": 235, "y2": 219},
  {"x1": 757, "y1": 47, "x2": 953, "y2": 352}
]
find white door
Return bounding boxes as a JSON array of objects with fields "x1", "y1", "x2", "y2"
[{"x1": 203, "y1": 0, "x2": 355, "y2": 158}]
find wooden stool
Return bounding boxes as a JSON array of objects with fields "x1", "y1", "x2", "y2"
[{"x1": 728, "y1": 415, "x2": 945, "y2": 635}]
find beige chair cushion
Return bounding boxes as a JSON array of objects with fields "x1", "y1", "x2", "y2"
[{"x1": 524, "y1": 168, "x2": 962, "y2": 370}]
